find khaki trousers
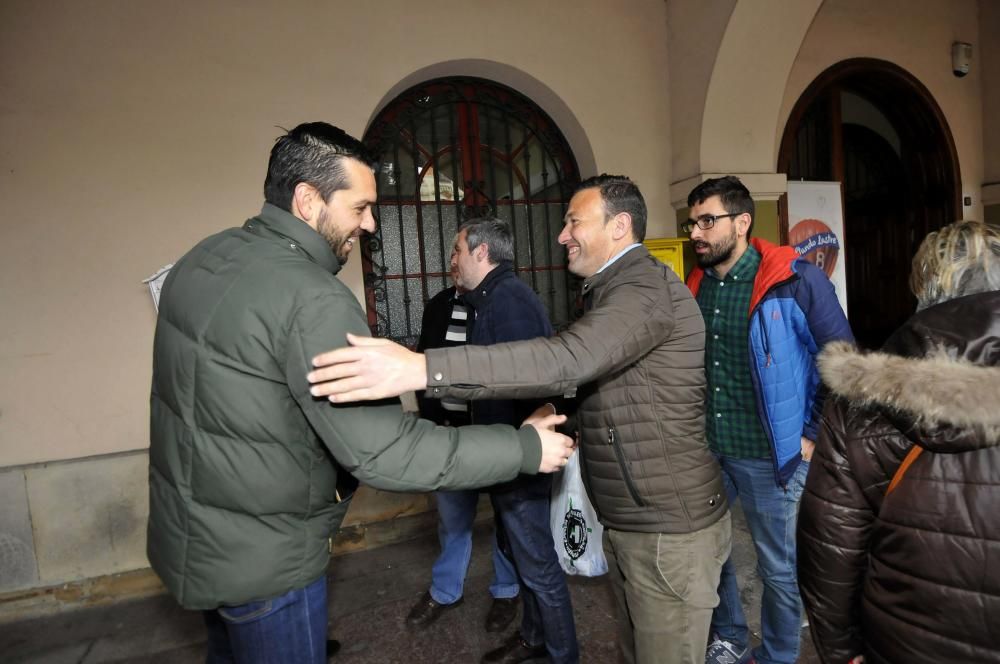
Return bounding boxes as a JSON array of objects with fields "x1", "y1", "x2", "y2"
[{"x1": 603, "y1": 512, "x2": 732, "y2": 664}]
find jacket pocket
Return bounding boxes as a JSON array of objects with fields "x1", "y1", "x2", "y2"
[{"x1": 608, "y1": 426, "x2": 645, "y2": 506}]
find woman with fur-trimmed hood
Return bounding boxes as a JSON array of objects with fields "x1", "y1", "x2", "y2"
[{"x1": 798, "y1": 220, "x2": 1000, "y2": 664}]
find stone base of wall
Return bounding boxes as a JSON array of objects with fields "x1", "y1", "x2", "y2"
[
  {"x1": 0, "y1": 566, "x2": 165, "y2": 624},
  {"x1": 0, "y1": 452, "x2": 153, "y2": 595},
  {"x1": 0, "y1": 502, "x2": 495, "y2": 624}
]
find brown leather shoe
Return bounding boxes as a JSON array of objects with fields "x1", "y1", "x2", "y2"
[
  {"x1": 481, "y1": 633, "x2": 547, "y2": 663},
  {"x1": 484, "y1": 596, "x2": 519, "y2": 633},
  {"x1": 405, "y1": 591, "x2": 462, "y2": 630}
]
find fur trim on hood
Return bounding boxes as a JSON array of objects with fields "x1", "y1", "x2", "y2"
[{"x1": 818, "y1": 341, "x2": 1000, "y2": 442}]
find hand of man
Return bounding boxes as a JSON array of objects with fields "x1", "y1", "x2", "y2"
[
  {"x1": 801, "y1": 436, "x2": 815, "y2": 462},
  {"x1": 308, "y1": 333, "x2": 427, "y2": 402},
  {"x1": 529, "y1": 424, "x2": 576, "y2": 473}
]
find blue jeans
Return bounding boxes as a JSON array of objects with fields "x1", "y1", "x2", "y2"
[
  {"x1": 711, "y1": 456, "x2": 809, "y2": 664},
  {"x1": 492, "y1": 481, "x2": 579, "y2": 664},
  {"x1": 430, "y1": 490, "x2": 519, "y2": 604},
  {"x1": 203, "y1": 574, "x2": 327, "y2": 664}
]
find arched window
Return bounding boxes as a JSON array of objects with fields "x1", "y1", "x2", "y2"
[{"x1": 362, "y1": 77, "x2": 581, "y2": 348}]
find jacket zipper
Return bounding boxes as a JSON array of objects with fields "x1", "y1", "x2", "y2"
[
  {"x1": 577, "y1": 445, "x2": 602, "y2": 520},
  {"x1": 748, "y1": 274, "x2": 797, "y2": 488},
  {"x1": 608, "y1": 426, "x2": 645, "y2": 506},
  {"x1": 757, "y1": 313, "x2": 771, "y2": 367}
]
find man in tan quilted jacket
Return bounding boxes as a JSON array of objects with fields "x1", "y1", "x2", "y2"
[{"x1": 308, "y1": 175, "x2": 731, "y2": 664}]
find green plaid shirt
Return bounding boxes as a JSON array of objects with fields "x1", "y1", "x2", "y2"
[{"x1": 696, "y1": 245, "x2": 771, "y2": 459}]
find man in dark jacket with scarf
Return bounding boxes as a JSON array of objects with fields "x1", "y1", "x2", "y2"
[
  {"x1": 405, "y1": 251, "x2": 521, "y2": 639},
  {"x1": 452, "y1": 218, "x2": 577, "y2": 664},
  {"x1": 147, "y1": 122, "x2": 574, "y2": 664},
  {"x1": 684, "y1": 176, "x2": 853, "y2": 664},
  {"x1": 307, "y1": 175, "x2": 732, "y2": 664}
]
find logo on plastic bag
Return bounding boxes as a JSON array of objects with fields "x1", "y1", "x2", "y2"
[{"x1": 562, "y1": 498, "x2": 593, "y2": 564}]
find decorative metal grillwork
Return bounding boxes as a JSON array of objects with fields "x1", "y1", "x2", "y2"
[{"x1": 362, "y1": 77, "x2": 581, "y2": 348}]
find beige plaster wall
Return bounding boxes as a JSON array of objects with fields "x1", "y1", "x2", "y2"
[
  {"x1": 699, "y1": 0, "x2": 823, "y2": 175},
  {"x1": 778, "y1": 0, "x2": 986, "y2": 220},
  {"x1": 0, "y1": 0, "x2": 672, "y2": 468},
  {"x1": 667, "y1": 0, "x2": 822, "y2": 186},
  {"x1": 666, "y1": 0, "x2": 737, "y2": 181}
]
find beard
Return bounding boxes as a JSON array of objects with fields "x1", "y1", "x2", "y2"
[
  {"x1": 694, "y1": 226, "x2": 738, "y2": 268},
  {"x1": 317, "y1": 208, "x2": 356, "y2": 263}
]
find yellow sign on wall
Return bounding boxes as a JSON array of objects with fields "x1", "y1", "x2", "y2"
[{"x1": 643, "y1": 238, "x2": 688, "y2": 280}]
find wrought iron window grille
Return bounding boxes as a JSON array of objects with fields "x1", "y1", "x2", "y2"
[{"x1": 362, "y1": 77, "x2": 582, "y2": 348}]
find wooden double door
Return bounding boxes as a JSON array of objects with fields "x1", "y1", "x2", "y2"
[{"x1": 779, "y1": 59, "x2": 960, "y2": 349}]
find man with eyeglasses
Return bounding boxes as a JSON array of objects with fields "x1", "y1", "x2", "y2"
[{"x1": 683, "y1": 176, "x2": 853, "y2": 664}]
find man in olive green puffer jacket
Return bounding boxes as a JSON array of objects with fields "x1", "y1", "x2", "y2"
[{"x1": 148, "y1": 122, "x2": 574, "y2": 664}]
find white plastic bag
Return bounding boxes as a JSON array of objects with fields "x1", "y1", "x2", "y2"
[{"x1": 550, "y1": 451, "x2": 608, "y2": 576}]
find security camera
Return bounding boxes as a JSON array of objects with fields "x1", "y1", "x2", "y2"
[{"x1": 952, "y1": 42, "x2": 972, "y2": 78}]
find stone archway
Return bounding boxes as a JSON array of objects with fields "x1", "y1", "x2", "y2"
[
  {"x1": 778, "y1": 58, "x2": 961, "y2": 348},
  {"x1": 668, "y1": 0, "x2": 823, "y2": 240}
]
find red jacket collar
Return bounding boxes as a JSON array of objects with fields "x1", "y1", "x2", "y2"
[{"x1": 686, "y1": 238, "x2": 799, "y2": 314}]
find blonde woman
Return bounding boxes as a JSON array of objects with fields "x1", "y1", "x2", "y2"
[{"x1": 798, "y1": 220, "x2": 1000, "y2": 664}]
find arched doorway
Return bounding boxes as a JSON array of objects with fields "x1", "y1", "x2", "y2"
[
  {"x1": 778, "y1": 58, "x2": 960, "y2": 348},
  {"x1": 362, "y1": 77, "x2": 580, "y2": 347}
]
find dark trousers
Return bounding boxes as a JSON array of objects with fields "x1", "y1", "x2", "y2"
[{"x1": 492, "y1": 481, "x2": 579, "y2": 664}]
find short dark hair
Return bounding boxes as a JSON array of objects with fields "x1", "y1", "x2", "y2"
[
  {"x1": 576, "y1": 174, "x2": 648, "y2": 242},
  {"x1": 459, "y1": 217, "x2": 514, "y2": 264},
  {"x1": 263, "y1": 122, "x2": 378, "y2": 212},
  {"x1": 686, "y1": 175, "x2": 755, "y2": 238}
]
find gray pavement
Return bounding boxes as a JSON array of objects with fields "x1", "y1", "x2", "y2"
[{"x1": 1, "y1": 505, "x2": 819, "y2": 663}]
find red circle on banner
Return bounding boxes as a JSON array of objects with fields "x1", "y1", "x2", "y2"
[{"x1": 789, "y1": 218, "x2": 839, "y2": 277}]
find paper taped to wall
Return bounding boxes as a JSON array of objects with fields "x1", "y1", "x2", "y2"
[{"x1": 142, "y1": 263, "x2": 173, "y2": 312}]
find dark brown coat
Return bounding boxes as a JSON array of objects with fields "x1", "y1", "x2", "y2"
[
  {"x1": 425, "y1": 246, "x2": 727, "y2": 533},
  {"x1": 798, "y1": 290, "x2": 1000, "y2": 663}
]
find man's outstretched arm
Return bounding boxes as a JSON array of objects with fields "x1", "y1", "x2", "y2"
[
  {"x1": 309, "y1": 271, "x2": 678, "y2": 403},
  {"x1": 308, "y1": 333, "x2": 427, "y2": 402},
  {"x1": 295, "y1": 310, "x2": 575, "y2": 480}
]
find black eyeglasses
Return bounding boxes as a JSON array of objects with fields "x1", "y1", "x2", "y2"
[{"x1": 680, "y1": 213, "x2": 740, "y2": 234}]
